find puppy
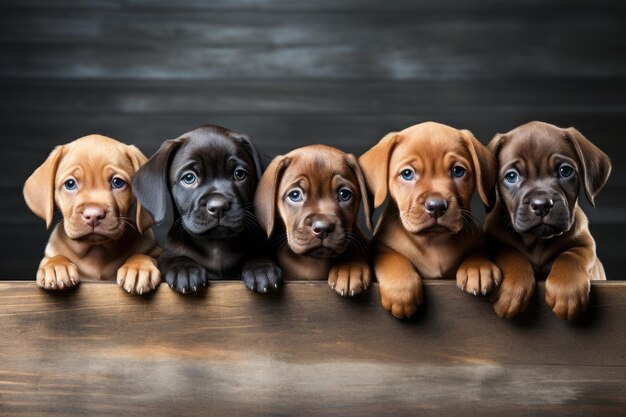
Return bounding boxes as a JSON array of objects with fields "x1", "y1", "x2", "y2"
[
  {"x1": 132, "y1": 125, "x2": 281, "y2": 294},
  {"x1": 255, "y1": 145, "x2": 372, "y2": 296},
  {"x1": 486, "y1": 121, "x2": 611, "y2": 320},
  {"x1": 23, "y1": 135, "x2": 161, "y2": 294},
  {"x1": 359, "y1": 122, "x2": 498, "y2": 318}
]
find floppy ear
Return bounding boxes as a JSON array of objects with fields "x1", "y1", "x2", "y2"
[
  {"x1": 131, "y1": 139, "x2": 184, "y2": 225},
  {"x1": 345, "y1": 153, "x2": 373, "y2": 233},
  {"x1": 563, "y1": 127, "x2": 612, "y2": 206},
  {"x1": 23, "y1": 145, "x2": 65, "y2": 229},
  {"x1": 124, "y1": 144, "x2": 154, "y2": 233},
  {"x1": 461, "y1": 129, "x2": 497, "y2": 208},
  {"x1": 358, "y1": 132, "x2": 399, "y2": 208},
  {"x1": 254, "y1": 155, "x2": 290, "y2": 238},
  {"x1": 232, "y1": 133, "x2": 264, "y2": 181}
]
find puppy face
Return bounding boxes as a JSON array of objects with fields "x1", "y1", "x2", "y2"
[
  {"x1": 255, "y1": 145, "x2": 371, "y2": 258},
  {"x1": 132, "y1": 125, "x2": 264, "y2": 239},
  {"x1": 359, "y1": 122, "x2": 495, "y2": 235},
  {"x1": 490, "y1": 121, "x2": 611, "y2": 239},
  {"x1": 23, "y1": 135, "x2": 152, "y2": 241}
]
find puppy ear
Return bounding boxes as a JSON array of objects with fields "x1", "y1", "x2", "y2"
[
  {"x1": 345, "y1": 153, "x2": 373, "y2": 233},
  {"x1": 232, "y1": 133, "x2": 264, "y2": 181},
  {"x1": 23, "y1": 145, "x2": 65, "y2": 229},
  {"x1": 358, "y1": 132, "x2": 399, "y2": 208},
  {"x1": 563, "y1": 127, "x2": 612, "y2": 206},
  {"x1": 124, "y1": 144, "x2": 154, "y2": 233},
  {"x1": 131, "y1": 139, "x2": 183, "y2": 225},
  {"x1": 255, "y1": 155, "x2": 290, "y2": 238},
  {"x1": 461, "y1": 129, "x2": 497, "y2": 208}
]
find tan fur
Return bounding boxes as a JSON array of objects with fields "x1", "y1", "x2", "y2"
[
  {"x1": 255, "y1": 145, "x2": 372, "y2": 296},
  {"x1": 23, "y1": 135, "x2": 161, "y2": 294},
  {"x1": 359, "y1": 122, "x2": 499, "y2": 319}
]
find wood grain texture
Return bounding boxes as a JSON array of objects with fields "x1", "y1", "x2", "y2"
[{"x1": 0, "y1": 281, "x2": 624, "y2": 417}]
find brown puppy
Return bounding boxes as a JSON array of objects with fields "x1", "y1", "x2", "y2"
[
  {"x1": 486, "y1": 121, "x2": 611, "y2": 320},
  {"x1": 23, "y1": 135, "x2": 161, "y2": 294},
  {"x1": 255, "y1": 145, "x2": 372, "y2": 296},
  {"x1": 359, "y1": 122, "x2": 498, "y2": 318}
]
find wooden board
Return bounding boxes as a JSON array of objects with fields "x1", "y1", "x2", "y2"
[{"x1": 0, "y1": 280, "x2": 624, "y2": 416}]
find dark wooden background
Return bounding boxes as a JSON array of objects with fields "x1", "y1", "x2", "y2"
[{"x1": 1, "y1": 0, "x2": 625, "y2": 279}]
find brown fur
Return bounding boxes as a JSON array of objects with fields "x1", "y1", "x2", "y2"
[
  {"x1": 23, "y1": 135, "x2": 161, "y2": 294},
  {"x1": 255, "y1": 145, "x2": 372, "y2": 296},
  {"x1": 486, "y1": 121, "x2": 611, "y2": 320},
  {"x1": 359, "y1": 122, "x2": 498, "y2": 318}
]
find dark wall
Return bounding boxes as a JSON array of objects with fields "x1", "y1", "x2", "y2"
[{"x1": 1, "y1": 1, "x2": 625, "y2": 278}]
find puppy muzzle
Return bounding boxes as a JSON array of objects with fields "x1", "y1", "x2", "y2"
[{"x1": 514, "y1": 193, "x2": 572, "y2": 238}]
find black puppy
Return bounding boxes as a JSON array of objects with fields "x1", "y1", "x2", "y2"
[{"x1": 132, "y1": 125, "x2": 281, "y2": 294}]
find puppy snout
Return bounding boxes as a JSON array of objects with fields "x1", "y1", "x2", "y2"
[
  {"x1": 206, "y1": 195, "x2": 230, "y2": 219},
  {"x1": 82, "y1": 206, "x2": 106, "y2": 228},
  {"x1": 311, "y1": 218, "x2": 335, "y2": 240},
  {"x1": 530, "y1": 197, "x2": 554, "y2": 217},
  {"x1": 425, "y1": 197, "x2": 448, "y2": 219}
]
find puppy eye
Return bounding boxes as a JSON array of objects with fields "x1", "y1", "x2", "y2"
[
  {"x1": 558, "y1": 163, "x2": 575, "y2": 179},
  {"x1": 287, "y1": 189, "x2": 303, "y2": 202},
  {"x1": 504, "y1": 170, "x2": 520, "y2": 184},
  {"x1": 234, "y1": 169, "x2": 248, "y2": 181},
  {"x1": 400, "y1": 168, "x2": 415, "y2": 181},
  {"x1": 111, "y1": 177, "x2": 126, "y2": 189},
  {"x1": 452, "y1": 165, "x2": 466, "y2": 178},
  {"x1": 338, "y1": 188, "x2": 353, "y2": 202},
  {"x1": 181, "y1": 172, "x2": 197, "y2": 186},
  {"x1": 64, "y1": 179, "x2": 77, "y2": 191}
]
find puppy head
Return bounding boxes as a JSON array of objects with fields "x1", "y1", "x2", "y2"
[
  {"x1": 255, "y1": 145, "x2": 371, "y2": 258},
  {"x1": 489, "y1": 121, "x2": 611, "y2": 239},
  {"x1": 359, "y1": 122, "x2": 495, "y2": 235},
  {"x1": 132, "y1": 125, "x2": 263, "y2": 239},
  {"x1": 23, "y1": 135, "x2": 152, "y2": 241}
]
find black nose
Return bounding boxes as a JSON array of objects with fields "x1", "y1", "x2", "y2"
[
  {"x1": 530, "y1": 198, "x2": 554, "y2": 217},
  {"x1": 425, "y1": 198, "x2": 448, "y2": 219},
  {"x1": 207, "y1": 196, "x2": 230, "y2": 218},
  {"x1": 312, "y1": 219, "x2": 335, "y2": 240}
]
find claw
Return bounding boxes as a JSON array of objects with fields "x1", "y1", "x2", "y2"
[
  {"x1": 482, "y1": 288, "x2": 487, "y2": 296},
  {"x1": 139, "y1": 288, "x2": 143, "y2": 295},
  {"x1": 193, "y1": 286, "x2": 197, "y2": 292},
  {"x1": 351, "y1": 289, "x2": 355, "y2": 297},
  {"x1": 182, "y1": 288, "x2": 186, "y2": 294},
  {"x1": 341, "y1": 289, "x2": 345, "y2": 296},
  {"x1": 263, "y1": 286, "x2": 267, "y2": 292},
  {"x1": 473, "y1": 289, "x2": 477, "y2": 296},
  {"x1": 274, "y1": 283, "x2": 278, "y2": 288}
]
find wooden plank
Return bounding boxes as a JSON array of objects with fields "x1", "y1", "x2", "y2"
[{"x1": 0, "y1": 281, "x2": 624, "y2": 416}]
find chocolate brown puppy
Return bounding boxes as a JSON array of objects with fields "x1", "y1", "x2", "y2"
[
  {"x1": 255, "y1": 145, "x2": 372, "y2": 296},
  {"x1": 486, "y1": 121, "x2": 611, "y2": 320},
  {"x1": 359, "y1": 122, "x2": 498, "y2": 319}
]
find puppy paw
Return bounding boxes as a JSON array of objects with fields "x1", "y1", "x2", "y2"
[
  {"x1": 545, "y1": 273, "x2": 590, "y2": 320},
  {"x1": 490, "y1": 272, "x2": 535, "y2": 318},
  {"x1": 242, "y1": 258, "x2": 282, "y2": 293},
  {"x1": 117, "y1": 254, "x2": 161, "y2": 295},
  {"x1": 457, "y1": 256, "x2": 502, "y2": 296},
  {"x1": 162, "y1": 259, "x2": 207, "y2": 294},
  {"x1": 36, "y1": 256, "x2": 80, "y2": 290},
  {"x1": 379, "y1": 275, "x2": 423, "y2": 319},
  {"x1": 328, "y1": 259, "x2": 372, "y2": 297}
]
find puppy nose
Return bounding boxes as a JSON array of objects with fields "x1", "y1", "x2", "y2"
[
  {"x1": 312, "y1": 219, "x2": 335, "y2": 240},
  {"x1": 207, "y1": 196, "x2": 230, "y2": 218},
  {"x1": 82, "y1": 206, "x2": 105, "y2": 228},
  {"x1": 425, "y1": 198, "x2": 448, "y2": 219},
  {"x1": 530, "y1": 198, "x2": 554, "y2": 217}
]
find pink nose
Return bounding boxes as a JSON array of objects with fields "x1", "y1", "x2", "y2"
[{"x1": 82, "y1": 206, "x2": 106, "y2": 228}]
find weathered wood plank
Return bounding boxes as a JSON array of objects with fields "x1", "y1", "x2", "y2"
[{"x1": 0, "y1": 281, "x2": 624, "y2": 417}]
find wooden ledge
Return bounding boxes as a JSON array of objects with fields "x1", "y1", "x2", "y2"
[{"x1": 0, "y1": 281, "x2": 624, "y2": 416}]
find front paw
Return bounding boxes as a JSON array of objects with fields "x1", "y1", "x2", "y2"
[
  {"x1": 490, "y1": 272, "x2": 535, "y2": 318},
  {"x1": 457, "y1": 256, "x2": 502, "y2": 296},
  {"x1": 117, "y1": 254, "x2": 161, "y2": 295},
  {"x1": 328, "y1": 260, "x2": 372, "y2": 297},
  {"x1": 379, "y1": 274, "x2": 423, "y2": 319},
  {"x1": 37, "y1": 256, "x2": 80, "y2": 290},
  {"x1": 162, "y1": 259, "x2": 207, "y2": 294},
  {"x1": 242, "y1": 258, "x2": 282, "y2": 293},
  {"x1": 545, "y1": 273, "x2": 590, "y2": 320}
]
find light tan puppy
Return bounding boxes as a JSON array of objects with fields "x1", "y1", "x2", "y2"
[
  {"x1": 359, "y1": 122, "x2": 499, "y2": 318},
  {"x1": 255, "y1": 145, "x2": 372, "y2": 296},
  {"x1": 24, "y1": 135, "x2": 161, "y2": 294}
]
